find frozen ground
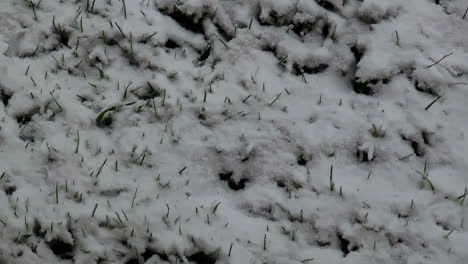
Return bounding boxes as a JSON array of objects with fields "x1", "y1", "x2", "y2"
[{"x1": 0, "y1": 0, "x2": 468, "y2": 263}]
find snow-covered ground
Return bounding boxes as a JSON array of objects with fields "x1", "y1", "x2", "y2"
[{"x1": 0, "y1": 0, "x2": 468, "y2": 263}]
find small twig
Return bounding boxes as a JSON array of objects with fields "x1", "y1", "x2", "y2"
[
  {"x1": 151, "y1": 98, "x2": 158, "y2": 117},
  {"x1": 268, "y1": 93, "x2": 282, "y2": 106},
  {"x1": 399, "y1": 153, "x2": 414, "y2": 160},
  {"x1": 242, "y1": 94, "x2": 252, "y2": 103},
  {"x1": 31, "y1": 46, "x2": 40, "y2": 57},
  {"x1": 179, "y1": 166, "x2": 187, "y2": 175},
  {"x1": 55, "y1": 183, "x2": 59, "y2": 204},
  {"x1": 114, "y1": 22, "x2": 126, "y2": 39},
  {"x1": 444, "y1": 227, "x2": 455, "y2": 239},
  {"x1": 424, "y1": 95, "x2": 442, "y2": 111},
  {"x1": 228, "y1": 243, "x2": 233, "y2": 257},
  {"x1": 427, "y1": 53, "x2": 453, "y2": 68},
  {"x1": 95, "y1": 158, "x2": 108, "y2": 178},
  {"x1": 30, "y1": 77, "x2": 37, "y2": 87},
  {"x1": 131, "y1": 187, "x2": 138, "y2": 208},
  {"x1": 457, "y1": 187, "x2": 467, "y2": 205},
  {"x1": 31, "y1": 3, "x2": 38, "y2": 21},
  {"x1": 213, "y1": 202, "x2": 221, "y2": 214},
  {"x1": 115, "y1": 211, "x2": 124, "y2": 225},
  {"x1": 165, "y1": 203, "x2": 170, "y2": 218},
  {"x1": 218, "y1": 37, "x2": 228, "y2": 48},
  {"x1": 121, "y1": 0, "x2": 128, "y2": 19},
  {"x1": 139, "y1": 150, "x2": 146, "y2": 166},
  {"x1": 141, "y1": 32, "x2": 157, "y2": 42},
  {"x1": 121, "y1": 208, "x2": 129, "y2": 221},
  {"x1": 395, "y1": 30, "x2": 400, "y2": 47},
  {"x1": 91, "y1": 203, "x2": 99, "y2": 217},
  {"x1": 278, "y1": 55, "x2": 288, "y2": 65},
  {"x1": 49, "y1": 91, "x2": 63, "y2": 112},
  {"x1": 75, "y1": 130, "x2": 80, "y2": 153}
]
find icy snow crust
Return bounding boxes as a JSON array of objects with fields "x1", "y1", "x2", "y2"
[{"x1": 0, "y1": 0, "x2": 468, "y2": 263}]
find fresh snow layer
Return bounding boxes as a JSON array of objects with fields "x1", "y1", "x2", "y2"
[{"x1": 0, "y1": 0, "x2": 468, "y2": 263}]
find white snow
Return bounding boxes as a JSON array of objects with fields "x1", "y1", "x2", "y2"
[{"x1": 0, "y1": 0, "x2": 467, "y2": 263}]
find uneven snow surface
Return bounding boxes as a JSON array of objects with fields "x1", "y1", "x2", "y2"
[{"x1": 1, "y1": 0, "x2": 468, "y2": 263}]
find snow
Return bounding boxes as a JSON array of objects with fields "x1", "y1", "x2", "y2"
[{"x1": 0, "y1": 0, "x2": 467, "y2": 263}]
